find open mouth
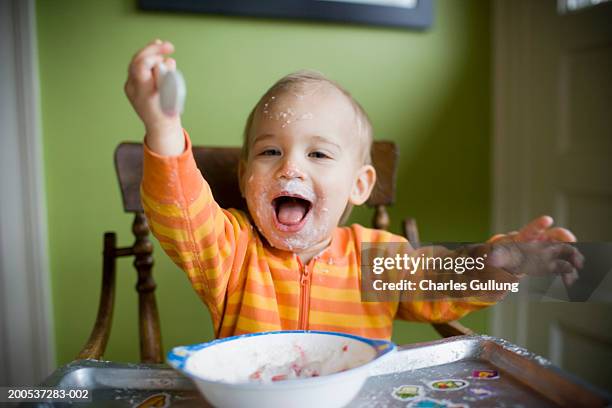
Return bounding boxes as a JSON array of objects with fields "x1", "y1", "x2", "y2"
[{"x1": 272, "y1": 194, "x2": 313, "y2": 232}]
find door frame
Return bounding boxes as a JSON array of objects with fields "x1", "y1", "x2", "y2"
[
  {"x1": 490, "y1": 0, "x2": 533, "y2": 346},
  {"x1": 0, "y1": 0, "x2": 55, "y2": 384}
]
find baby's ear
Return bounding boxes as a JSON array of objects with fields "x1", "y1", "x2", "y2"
[{"x1": 349, "y1": 165, "x2": 376, "y2": 206}]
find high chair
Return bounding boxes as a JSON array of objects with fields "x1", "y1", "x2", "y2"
[{"x1": 77, "y1": 141, "x2": 472, "y2": 363}]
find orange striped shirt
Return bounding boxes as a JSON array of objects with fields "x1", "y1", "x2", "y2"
[{"x1": 141, "y1": 134, "x2": 492, "y2": 340}]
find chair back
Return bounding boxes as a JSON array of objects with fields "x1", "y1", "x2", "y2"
[{"x1": 114, "y1": 141, "x2": 398, "y2": 217}]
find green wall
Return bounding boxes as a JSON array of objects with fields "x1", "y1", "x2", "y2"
[{"x1": 37, "y1": 0, "x2": 491, "y2": 366}]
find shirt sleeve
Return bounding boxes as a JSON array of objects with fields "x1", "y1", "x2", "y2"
[
  {"x1": 396, "y1": 296, "x2": 493, "y2": 323},
  {"x1": 140, "y1": 130, "x2": 251, "y2": 333},
  {"x1": 395, "y1": 235, "x2": 508, "y2": 323}
]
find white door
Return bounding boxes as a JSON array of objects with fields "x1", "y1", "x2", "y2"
[{"x1": 492, "y1": 0, "x2": 612, "y2": 392}]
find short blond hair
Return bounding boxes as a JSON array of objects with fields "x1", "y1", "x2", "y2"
[{"x1": 241, "y1": 70, "x2": 373, "y2": 164}]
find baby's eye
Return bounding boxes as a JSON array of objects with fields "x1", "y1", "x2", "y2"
[
  {"x1": 259, "y1": 149, "x2": 281, "y2": 156},
  {"x1": 308, "y1": 151, "x2": 330, "y2": 159}
]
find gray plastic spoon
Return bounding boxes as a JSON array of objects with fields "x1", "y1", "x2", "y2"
[{"x1": 156, "y1": 62, "x2": 186, "y2": 116}]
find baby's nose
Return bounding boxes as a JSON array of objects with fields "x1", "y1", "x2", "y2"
[{"x1": 276, "y1": 161, "x2": 306, "y2": 180}]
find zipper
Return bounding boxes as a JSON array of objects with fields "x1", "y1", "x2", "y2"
[{"x1": 297, "y1": 257, "x2": 313, "y2": 330}]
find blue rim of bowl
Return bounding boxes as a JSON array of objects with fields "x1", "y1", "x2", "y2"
[{"x1": 167, "y1": 330, "x2": 395, "y2": 389}]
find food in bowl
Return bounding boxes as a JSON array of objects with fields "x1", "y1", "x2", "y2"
[
  {"x1": 167, "y1": 330, "x2": 395, "y2": 408},
  {"x1": 185, "y1": 333, "x2": 375, "y2": 384},
  {"x1": 247, "y1": 343, "x2": 347, "y2": 382}
]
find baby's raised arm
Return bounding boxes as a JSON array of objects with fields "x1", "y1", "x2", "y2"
[
  {"x1": 124, "y1": 39, "x2": 184, "y2": 156},
  {"x1": 124, "y1": 41, "x2": 253, "y2": 335}
]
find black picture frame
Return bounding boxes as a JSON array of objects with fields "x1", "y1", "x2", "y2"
[{"x1": 138, "y1": 0, "x2": 433, "y2": 30}]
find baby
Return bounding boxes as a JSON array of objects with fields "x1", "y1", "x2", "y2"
[{"x1": 125, "y1": 40, "x2": 581, "y2": 340}]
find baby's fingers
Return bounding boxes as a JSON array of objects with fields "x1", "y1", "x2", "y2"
[
  {"x1": 517, "y1": 215, "x2": 553, "y2": 241},
  {"x1": 545, "y1": 227, "x2": 577, "y2": 243},
  {"x1": 129, "y1": 54, "x2": 165, "y2": 84},
  {"x1": 562, "y1": 270, "x2": 579, "y2": 287},
  {"x1": 547, "y1": 243, "x2": 584, "y2": 269},
  {"x1": 164, "y1": 57, "x2": 177, "y2": 71},
  {"x1": 131, "y1": 39, "x2": 174, "y2": 66},
  {"x1": 549, "y1": 259, "x2": 579, "y2": 286},
  {"x1": 128, "y1": 40, "x2": 175, "y2": 83}
]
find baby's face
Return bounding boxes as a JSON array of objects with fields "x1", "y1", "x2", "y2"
[{"x1": 241, "y1": 84, "x2": 374, "y2": 255}]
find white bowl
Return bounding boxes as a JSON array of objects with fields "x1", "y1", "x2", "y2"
[{"x1": 167, "y1": 330, "x2": 395, "y2": 408}]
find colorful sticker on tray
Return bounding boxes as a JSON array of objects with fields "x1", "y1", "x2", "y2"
[
  {"x1": 391, "y1": 384, "x2": 422, "y2": 400},
  {"x1": 407, "y1": 397, "x2": 469, "y2": 408},
  {"x1": 427, "y1": 379, "x2": 469, "y2": 391},
  {"x1": 471, "y1": 369, "x2": 499, "y2": 380},
  {"x1": 466, "y1": 386, "x2": 494, "y2": 400},
  {"x1": 133, "y1": 392, "x2": 170, "y2": 408}
]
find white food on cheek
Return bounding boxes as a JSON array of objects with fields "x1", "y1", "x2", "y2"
[{"x1": 299, "y1": 112, "x2": 313, "y2": 120}]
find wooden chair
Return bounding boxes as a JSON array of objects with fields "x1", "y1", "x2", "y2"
[{"x1": 77, "y1": 141, "x2": 472, "y2": 363}]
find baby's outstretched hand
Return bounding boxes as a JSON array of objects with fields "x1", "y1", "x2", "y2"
[
  {"x1": 125, "y1": 39, "x2": 184, "y2": 155},
  {"x1": 491, "y1": 215, "x2": 577, "y2": 243},
  {"x1": 487, "y1": 216, "x2": 583, "y2": 286},
  {"x1": 487, "y1": 241, "x2": 583, "y2": 287}
]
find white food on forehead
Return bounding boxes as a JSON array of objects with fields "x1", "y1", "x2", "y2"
[{"x1": 261, "y1": 91, "x2": 315, "y2": 126}]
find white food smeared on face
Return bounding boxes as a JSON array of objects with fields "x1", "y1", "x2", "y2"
[
  {"x1": 277, "y1": 179, "x2": 316, "y2": 202},
  {"x1": 246, "y1": 177, "x2": 332, "y2": 252}
]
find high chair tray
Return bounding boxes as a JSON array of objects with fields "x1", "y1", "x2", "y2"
[{"x1": 33, "y1": 335, "x2": 610, "y2": 407}]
